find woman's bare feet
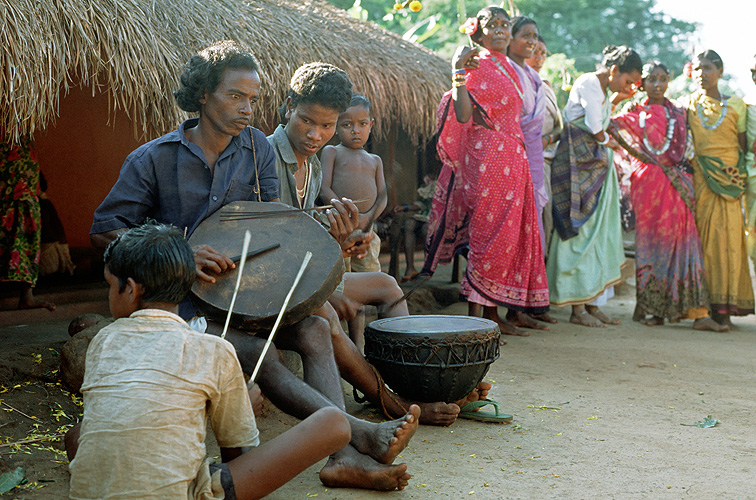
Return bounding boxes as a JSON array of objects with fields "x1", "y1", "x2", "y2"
[
  {"x1": 586, "y1": 306, "x2": 620, "y2": 325},
  {"x1": 507, "y1": 310, "x2": 549, "y2": 330},
  {"x1": 19, "y1": 285, "x2": 55, "y2": 311},
  {"x1": 570, "y1": 310, "x2": 605, "y2": 327},
  {"x1": 693, "y1": 317, "x2": 729, "y2": 332},
  {"x1": 319, "y1": 445, "x2": 411, "y2": 491},
  {"x1": 529, "y1": 312, "x2": 558, "y2": 324},
  {"x1": 482, "y1": 306, "x2": 528, "y2": 337},
  {"x1": 642, "y1": 316, "x2": 664, "y2": 327}
]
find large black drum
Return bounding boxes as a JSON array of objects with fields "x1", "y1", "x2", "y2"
[{"x1": 364, "y1": 315, "x2": 500, "y2": 403}]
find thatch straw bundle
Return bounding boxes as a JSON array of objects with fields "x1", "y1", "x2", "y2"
[{"x1": 0, "y1": 0, "x2": 449, "y2": 145}]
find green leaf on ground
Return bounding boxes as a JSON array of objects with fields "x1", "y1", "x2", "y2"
[
  {"x1": 680, "y1": 415, "x2": 720, "y2": 428},
  {"x1": 0, "y1": 467, "x2": 25, "y2": 494}
]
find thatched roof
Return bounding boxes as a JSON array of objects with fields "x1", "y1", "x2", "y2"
[{"x1": 0, "y1": 0, "x2": 449, "y2": 145}]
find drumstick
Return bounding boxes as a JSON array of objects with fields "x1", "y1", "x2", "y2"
[
  {"x1": 221, "y1": 230, "x2": 252, "y2": 339},
  {"x1": 228, "y1": 243, "x2": 280, "y2": 264},
  {"x1": 250, "y1": 251, "x2": 313, "y2": 383}
]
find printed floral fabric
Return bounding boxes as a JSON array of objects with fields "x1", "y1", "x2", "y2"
[{"x1": 0, "y1": 138, "x2": 41, "y2": 284}]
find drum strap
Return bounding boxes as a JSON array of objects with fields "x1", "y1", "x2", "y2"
[
  {"x1": 353, "y1": 364, "x2": 408, "y2": 420},
  {"x1": 250, "y1": 129, "x2": 262, "y2": 202}
]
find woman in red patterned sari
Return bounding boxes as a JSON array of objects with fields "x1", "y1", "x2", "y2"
[
  {"x1": 611, "y1": 62, "x2": 725, "y2": 331},
  {"x1": 424, "y1": 6, "x2": 549, "y2": 336}
]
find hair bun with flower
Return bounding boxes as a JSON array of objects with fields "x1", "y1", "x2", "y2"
[{"x1": 459, "y1": 17, "x2": 479, "y2": 36}]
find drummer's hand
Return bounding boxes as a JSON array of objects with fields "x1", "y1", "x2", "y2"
[
  {"x1": 328, "y1": 292, "x2": 361, "y2": 321},
  {"x1": 247, "y1": 382, "x2": 264, "y2": 417},
  {"x1": 342, "y1": 230, "x2": 373, "y2": 259},
  {"x1": 192, "y1": 244, "x2": 235, "y2": 283},
  {"x1": 326, "y1": 198, "x2": 359, "y2": 245}
]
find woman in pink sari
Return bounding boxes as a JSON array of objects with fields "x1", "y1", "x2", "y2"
[
  {"x1": 424, "y1": 6, "x2": 549, "y2": 336},
  {"x1": 610, "y1": 62, "x2": 726, "y2": 331}
]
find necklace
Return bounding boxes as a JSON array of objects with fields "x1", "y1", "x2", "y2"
[
  {"x1": 296, "y1": 161, "x2": 309, "y2": 204},
  {"x1": 489, "y1": 54, "x2": 524, "y2": 101},
  {"x1": 639, "y1": 105, "x2": 675, "y2": 156},
  {"x1": 696, "y1": 97, "x2": 727, "y2": 130}
]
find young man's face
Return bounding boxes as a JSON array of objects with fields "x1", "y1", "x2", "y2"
[
  {"x1": 200, "y1": 68, "x2": 261, "y2": 137},
  {"x1": 105, "y1": 266, "x2": 137, "y2": 319},
  {"x1": 336, "y1": 105, "x2": 374, "y2": 149},
  {"x1": 285, "y1": 101, "x2": 340, "y2": 164}
]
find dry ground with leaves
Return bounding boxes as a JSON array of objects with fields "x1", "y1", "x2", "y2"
[{"x1": 2, "y1": 287, "x2": 756, "y2": 499}]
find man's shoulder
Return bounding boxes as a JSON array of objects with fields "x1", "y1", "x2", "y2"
[{"x1": 125, "y1": 128, "x2": 183, "y2": 164}]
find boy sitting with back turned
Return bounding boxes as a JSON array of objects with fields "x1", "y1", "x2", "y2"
[
  {"x1": 65, "y1": 222, "x2": 351, "y2": 500},
  {"x1": 320, "y1": 94, "x2": 387, "y2": 274}
]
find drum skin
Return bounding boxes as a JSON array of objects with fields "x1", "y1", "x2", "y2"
[
  {"x1": 189, "y1": 201, "x2": 344, "y2": 332},
  {"x1": 364, "y1": 315, "x2": 501, "y2": 403}
]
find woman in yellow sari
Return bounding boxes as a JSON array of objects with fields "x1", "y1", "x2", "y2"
[{"x1": 687, "y1": 50, "x2": 754, "y2": 326}]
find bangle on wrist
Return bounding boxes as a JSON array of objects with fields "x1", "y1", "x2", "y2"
[
  {"x1": 453, "y1": 69, "x2": 466, "y2": 75},
  {"x1": 596, "y1": 135, "x2": 609, "y2": 145}
]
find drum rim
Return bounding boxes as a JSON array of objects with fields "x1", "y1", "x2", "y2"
[{"x1": 366, "y1": 315, "x2": 499, "y2": 334}]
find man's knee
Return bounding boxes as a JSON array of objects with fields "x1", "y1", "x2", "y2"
[{"x1": 293, "y1": 314, "x2": 334, "y2": 352}]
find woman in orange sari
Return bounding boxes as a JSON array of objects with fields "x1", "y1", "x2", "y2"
[
  {"x1": 687, "y1": 50, "x2": 754, "y2": 327},
  {"x1": 424, "y1": 6, "x2": 549, "y2": 336}
]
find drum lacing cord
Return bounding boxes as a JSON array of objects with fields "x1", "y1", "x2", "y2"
[{"x1": 353, "y1": 363, "x2": 408, "y2": 420}]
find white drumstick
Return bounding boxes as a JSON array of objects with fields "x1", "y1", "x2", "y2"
[
  {"x1": 221, "y1": 230, "x2": 252, "y2": 339},
  {"x1": 250, "y1": 251, "x2": 312, "y2": 383}
]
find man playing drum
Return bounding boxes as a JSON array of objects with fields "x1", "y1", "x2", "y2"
[{"x1": 90, "y1": 41, "x2": 421, "y2": 491}]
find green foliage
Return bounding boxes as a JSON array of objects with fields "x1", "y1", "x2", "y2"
[
  {"x1": 514, "y1": 0, "x2": 697, "y2": 75},
  {"x1": 540, "y1": 52, "x2": 577, "y2": 108},
  {"x1": 326, "y1": 0, "x2": 697, "y2": 77}
]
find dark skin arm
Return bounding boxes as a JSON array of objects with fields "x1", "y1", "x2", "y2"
[{"x1": 91, "y1": 228, "x2": 234, "y2": 283}]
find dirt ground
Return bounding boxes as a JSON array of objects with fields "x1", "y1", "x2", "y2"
[{"x1": 2, "y1": 274, "x2": 756, "y2": 499}]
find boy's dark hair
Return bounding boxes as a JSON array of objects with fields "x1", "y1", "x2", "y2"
[
  {"x1": 348, "y1": 94, "x2": 371, "y2": 114},
  {"x1": 288, "y1": 62, "x2": 352, "y2": 112},
  {"x1": 104, "y1": 222, "x2": 196, "y2": 304},
  {"x1": 174, "y1": 40, "x2": 260, "y2": 113},
  {"x1": 696, "y1": 50, "x2": 724, "y2": 71},
  {"x1": 470, "y1": 6, "x2": 510, "y2": 45},
  {"x1": 601, "y1": 45, "x2": 643, "y2": 75}
]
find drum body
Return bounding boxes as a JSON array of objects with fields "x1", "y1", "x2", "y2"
[
  {"x1": 189, "y1": 201, "x2": 344, "y2": 332},
  {"x1": 364, "y1": 315, "x2": 500, "y2": 403}
]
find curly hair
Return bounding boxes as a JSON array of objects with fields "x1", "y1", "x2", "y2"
[
  {"x1": 601, "y1": 45, "x2": 643, "y2": 75},
  {"x1": 470, "y1": 6, "x2": 510, "y2": 45},
  {"x1": 104, "y1": 222, "x2": 196, "y2": 304},
  {"x1": 695, "y1": 50, "x2": 724, "y2": 71},
  {"x1": 288, "y1": 62, "x2": 353, "y2": 113},
  {"x1": 174, "y1": 40, "x2": 259, "y2": 113}
]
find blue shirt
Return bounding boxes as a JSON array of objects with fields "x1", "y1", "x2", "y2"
[{"x1": 91, "y1": 118, "x2": 279, "y2": 238}]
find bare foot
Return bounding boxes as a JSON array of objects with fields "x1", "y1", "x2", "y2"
[
  {"x1": 400, "y1": 270, "x2": 419, "y2": 283},
  {"x1": 632, "y1": 304, "x2": 645, "y2": 322},
  {"x1": 453, "y1": 381, "x2": 492, "y2": 410},
  {"x1": 693, "y1": 317, "x2": 729, "y2": 332},
  {"x1": 352, "y1": 405, "x2": 420, "y2": 465},
  {"x1": 642, "y1": 316, "x2": 664, "y2": 327},
  {"x1": 319, "y1": 445, "x2": 411, "y2": 491},
  {"x1": 19, "y1": 296, "x2": 56, "y2": 311},
  {"x1": 570, "y1": 311, "x2": 605, "y2": 328},
  {"x1": 507, "y1": 310, "x2": 549, "y2": 330},
  {"x1": 529, "y1": 312, "x2": 557, "y2": 324},
  {"x1": 483, "y1": 310, "x2": 528, "y2": 337},
  {"x1": 586, "y1": 307, "x2": 620, "y2": 325}
]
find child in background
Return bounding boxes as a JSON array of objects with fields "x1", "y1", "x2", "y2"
[
  {"x1": 66, "y1": 222, "x2": 351, "y2": 500},
  {"x1": 321, "y1": 94, "x2": 387, "y2": 273}
]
